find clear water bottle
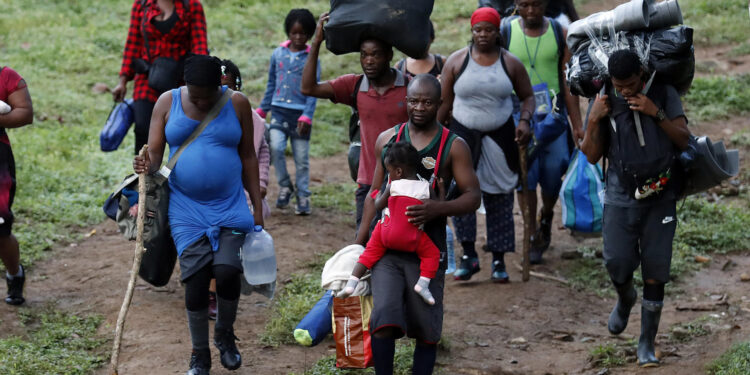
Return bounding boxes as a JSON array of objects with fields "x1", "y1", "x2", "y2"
[
  {"x1": 241, "y1": 225, "x2": 276, "y2": 285},
  {"x1": 445, "y1": 225, "x2": 456, "y2": 274}
]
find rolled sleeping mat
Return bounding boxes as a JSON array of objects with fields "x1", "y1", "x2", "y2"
[
  {"x1": 294, "y1": 290, "x2": 334, "y2": 347},
  {"x1": 567, "y1": 0, "x2": 655, "y2": 53},
  {"x1": 682, "y1": 136, "x2": 740, "y2": 197},
  {"x1": 648, "y1": 0, "x2": 683, "y2": 29}
]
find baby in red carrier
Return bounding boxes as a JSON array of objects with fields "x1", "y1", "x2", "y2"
[{"x1": 338, "y1": 142, "x2": 440, "y2": 305}]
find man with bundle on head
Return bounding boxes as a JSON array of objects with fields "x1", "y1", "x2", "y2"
[
  {"x1": 301, "y1": 13, "x2": 409, "y2": 230},
  {"x1": 355, "y1": 74, "x2": 480, "y2": 374},
  {"x1": 580, "y1": 49, "x2": 690, "y2": 368}
]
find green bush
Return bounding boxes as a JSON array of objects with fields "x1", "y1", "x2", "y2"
[{"x1": 706, "y1": 341, "x2": 750, "y2": 375}]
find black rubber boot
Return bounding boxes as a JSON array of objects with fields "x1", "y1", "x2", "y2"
[
  {"x1": 607, "y1": 280, "x2": 637, "y2": 335},
  {"x1": 637, "y1": 299, "x2": 663, "y2": 367},
  {"x1": 185, "y1": 348, "x2": 211, "y2": 375},
  {"x1": 214, "y1": 328, "x2": 242, "y2": 370},
  {"x1": 5, "y1": 264, "x2": 25, "y2": 306}
]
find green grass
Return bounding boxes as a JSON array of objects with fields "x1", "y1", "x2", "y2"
[
  {"x1": 706, "y1": 341, "x2": 750, "y2": 375},
  {"x1": 589, "y1": 341, "x2": 635, "y2": 368},
  {"x1": 564, "y1": 197, "x2": 750, "y2": 296},
  {"x1": 730, "y1": 130, "x2": 750, "y2": 148},
  {"x1": 0, "y1": 309, "x2": 106, "y2": 375},
  {"x1": 729, "y1": 42, "x2": 750, "y2": 58},
  {"x1": 260, "y1": 272, "x2": 323, "y2": 347},
  {"x1": 684, "y1": 75, "x2": 750, "y2": 122},
  {"x1": 668, "y1": 315, "x2": 715, "y2": 343},
  {"x1": 681, "y1": 0, "x2": 748, "y2": 46},
  {"x1": 310, "y1": 183, "x2": 357, "y2": 213}
]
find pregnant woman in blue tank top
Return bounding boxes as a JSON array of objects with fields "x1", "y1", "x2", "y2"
[{"x1": 133, "y1": 55, "x2": 263, "y2": 375}]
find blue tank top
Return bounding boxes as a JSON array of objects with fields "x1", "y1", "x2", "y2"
[{"x1": 165, "y1": 86, "x2": 254, "y2": 255}]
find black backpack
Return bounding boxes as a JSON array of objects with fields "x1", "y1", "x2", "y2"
[{"x1": 604, "y1": 83, "x2": 684, "y2": 200}]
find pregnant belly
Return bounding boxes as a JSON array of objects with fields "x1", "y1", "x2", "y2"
[{"x1": 170, "y1": 147, "x2": 243, "y2": 200}]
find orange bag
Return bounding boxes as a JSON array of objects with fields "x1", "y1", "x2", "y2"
[{"x1": 332, "y1": 295, "x2": 373, "y2": 368}]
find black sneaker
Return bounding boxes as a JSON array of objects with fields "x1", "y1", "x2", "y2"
[
  {"x1": 490, "y1": 260, "x2": 509, "y2": 284},
  {"x1": 186, "y1": 348, "x2": 211, "y2": 375},
  {"x1": 5, "y1": 264, "x2": 25, "y2": 305},
  {"x1": 214, "y1": 328, "x2": 241, "y2": 370},
  {"x1": 453, "y1": 256, "x2": 480, "y2": 281}
]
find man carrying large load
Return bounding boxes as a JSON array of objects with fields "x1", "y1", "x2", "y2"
[
  {"x1": 301, "y1": 1, "x2": 435, "y2": 230},
  {"x1": 580, "y1": 49, "x2": 689, "y2": 368}
]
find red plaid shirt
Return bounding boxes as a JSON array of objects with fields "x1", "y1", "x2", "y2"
[{"x1": 119, "y1": 0, "x2": 208, "y2": 102}]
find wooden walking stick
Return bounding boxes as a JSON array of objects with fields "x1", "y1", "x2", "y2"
[
  {"x1": 518, "y1": 145, "x2": 531, "y2": 282},
  {"x1": 110, "y1": 145, "x2": 149, "y2": 375}
]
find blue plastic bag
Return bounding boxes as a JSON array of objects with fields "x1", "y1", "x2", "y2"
[
  {"x1": 560, "y1": 150, "x2": 604, "y2": 233},
  {"x1": 100, "y1": 99, "x2": 134, "y2": 152},
  {"x1": 294, "y1": 290, "x2": 333, "y2": 347}
]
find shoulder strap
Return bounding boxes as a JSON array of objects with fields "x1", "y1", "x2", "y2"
[
  {"x1": 455, "y1": 49, "x2": 471, "y2": 82},
  {"x1": 500, "y1": 16, "x2": 517, "y2": 49},
  {"x1": 350, "y1": 75, "x2": 365, "y2": 114},
  {"x1": 434, "y1": 54, "x2": 444, "y2": 73},
  {"x1": 140, "y1": 0, "x2": 153, "y2": 62},
  {"x1": 395, "y1": 123, "x2": 407, "y2": 142},
  {"x1": 165, "y1": 89, "x2": 233, "y2": 171},
  {"x1": 430, "y1": 127, "x2": 451, "y2": 189},
  {"x1": 549, "y1": 18, "x2": 566, "y2": 100},
  {"x1": 397, "y1": 58, "x2": 407, "y2": 75}
]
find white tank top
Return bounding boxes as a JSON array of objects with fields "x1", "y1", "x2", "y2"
[{"x1": 452, "y1": 50, "x2": 514, "y2": 132}]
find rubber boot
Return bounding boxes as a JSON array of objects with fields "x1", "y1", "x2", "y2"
[
  {"x1": 637, "y1": 299, "x2": 663, "y2": 367},
  {"x1": 607, "y1": 280, "x2": 637, "y2": 335}
]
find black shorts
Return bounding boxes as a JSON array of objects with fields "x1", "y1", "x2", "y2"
[
  {"x1": 179, "y1": 228, "x2": 245, "y2": 281},
  {"x1": 0, "y1": 142, "x2": 16, "y2": 237},
  {"x1": 602, "y1": 200, "x2": 677, "y2": 285},
  {"x1": 369, "y1": 251, "x2": 445, "y2": 344}
]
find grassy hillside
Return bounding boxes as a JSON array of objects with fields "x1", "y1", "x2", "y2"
[{"x1": 0, "y1": 0, "x2": 477, "y2": 266}]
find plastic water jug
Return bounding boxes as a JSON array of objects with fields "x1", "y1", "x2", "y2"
[
  {"x1": 241, "y1": 225, "x2": 276, "y2": 285},
  {"x1": 445, "y1": 225, "x2": 456, "y2": 274}
]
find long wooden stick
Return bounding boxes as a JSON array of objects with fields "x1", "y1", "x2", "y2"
[
  {"x1": 512, "y1": 261, "x2": 569, "y2": 285},
  {"x1": 110, "y1": 145, "x2": 149, "y2": 375},
  {"x1": 518, "y1": 145, "x2": 531, "y2": 282}
]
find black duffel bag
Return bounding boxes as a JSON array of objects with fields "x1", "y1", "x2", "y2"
[
  {"x1": 325, "y1": 0, "x2": 434, "y2": 58},
  {"x1": 643, "y1": 26, "x2": 694, "y2": 95}
]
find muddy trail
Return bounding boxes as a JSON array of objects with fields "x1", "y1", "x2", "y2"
[
  {"x1": 3, "y1": 1, "x2": 750, "y2": 373},
  {"x1": 1, "y1": 116, "x2": 748, "y2": 375}
]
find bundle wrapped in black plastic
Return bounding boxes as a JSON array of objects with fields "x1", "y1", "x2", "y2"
[
  {"x1": 324, "y1": 0, "x2": 434, "y2": 58},
  {"x1": 640, "y1": 26, "x2": 694, "y2": 95},
  {"x1": 566, "y1": 26, "x2": 694, "y2": 98},
  {"x1": 567, "y1": 41, "x2": 606, "y2": 97}
]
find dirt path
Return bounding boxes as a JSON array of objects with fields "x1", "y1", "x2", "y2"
[
  {"x1": 3, "y1": 2, "x2": 750, "y2": 372},
  {"x1": 2, "y1": 115, "x2": 748, "y2": 375}
]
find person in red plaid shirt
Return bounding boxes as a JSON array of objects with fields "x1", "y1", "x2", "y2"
[{"x1": 113, "y1": 0, "x2": 208, "y2": 154}]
